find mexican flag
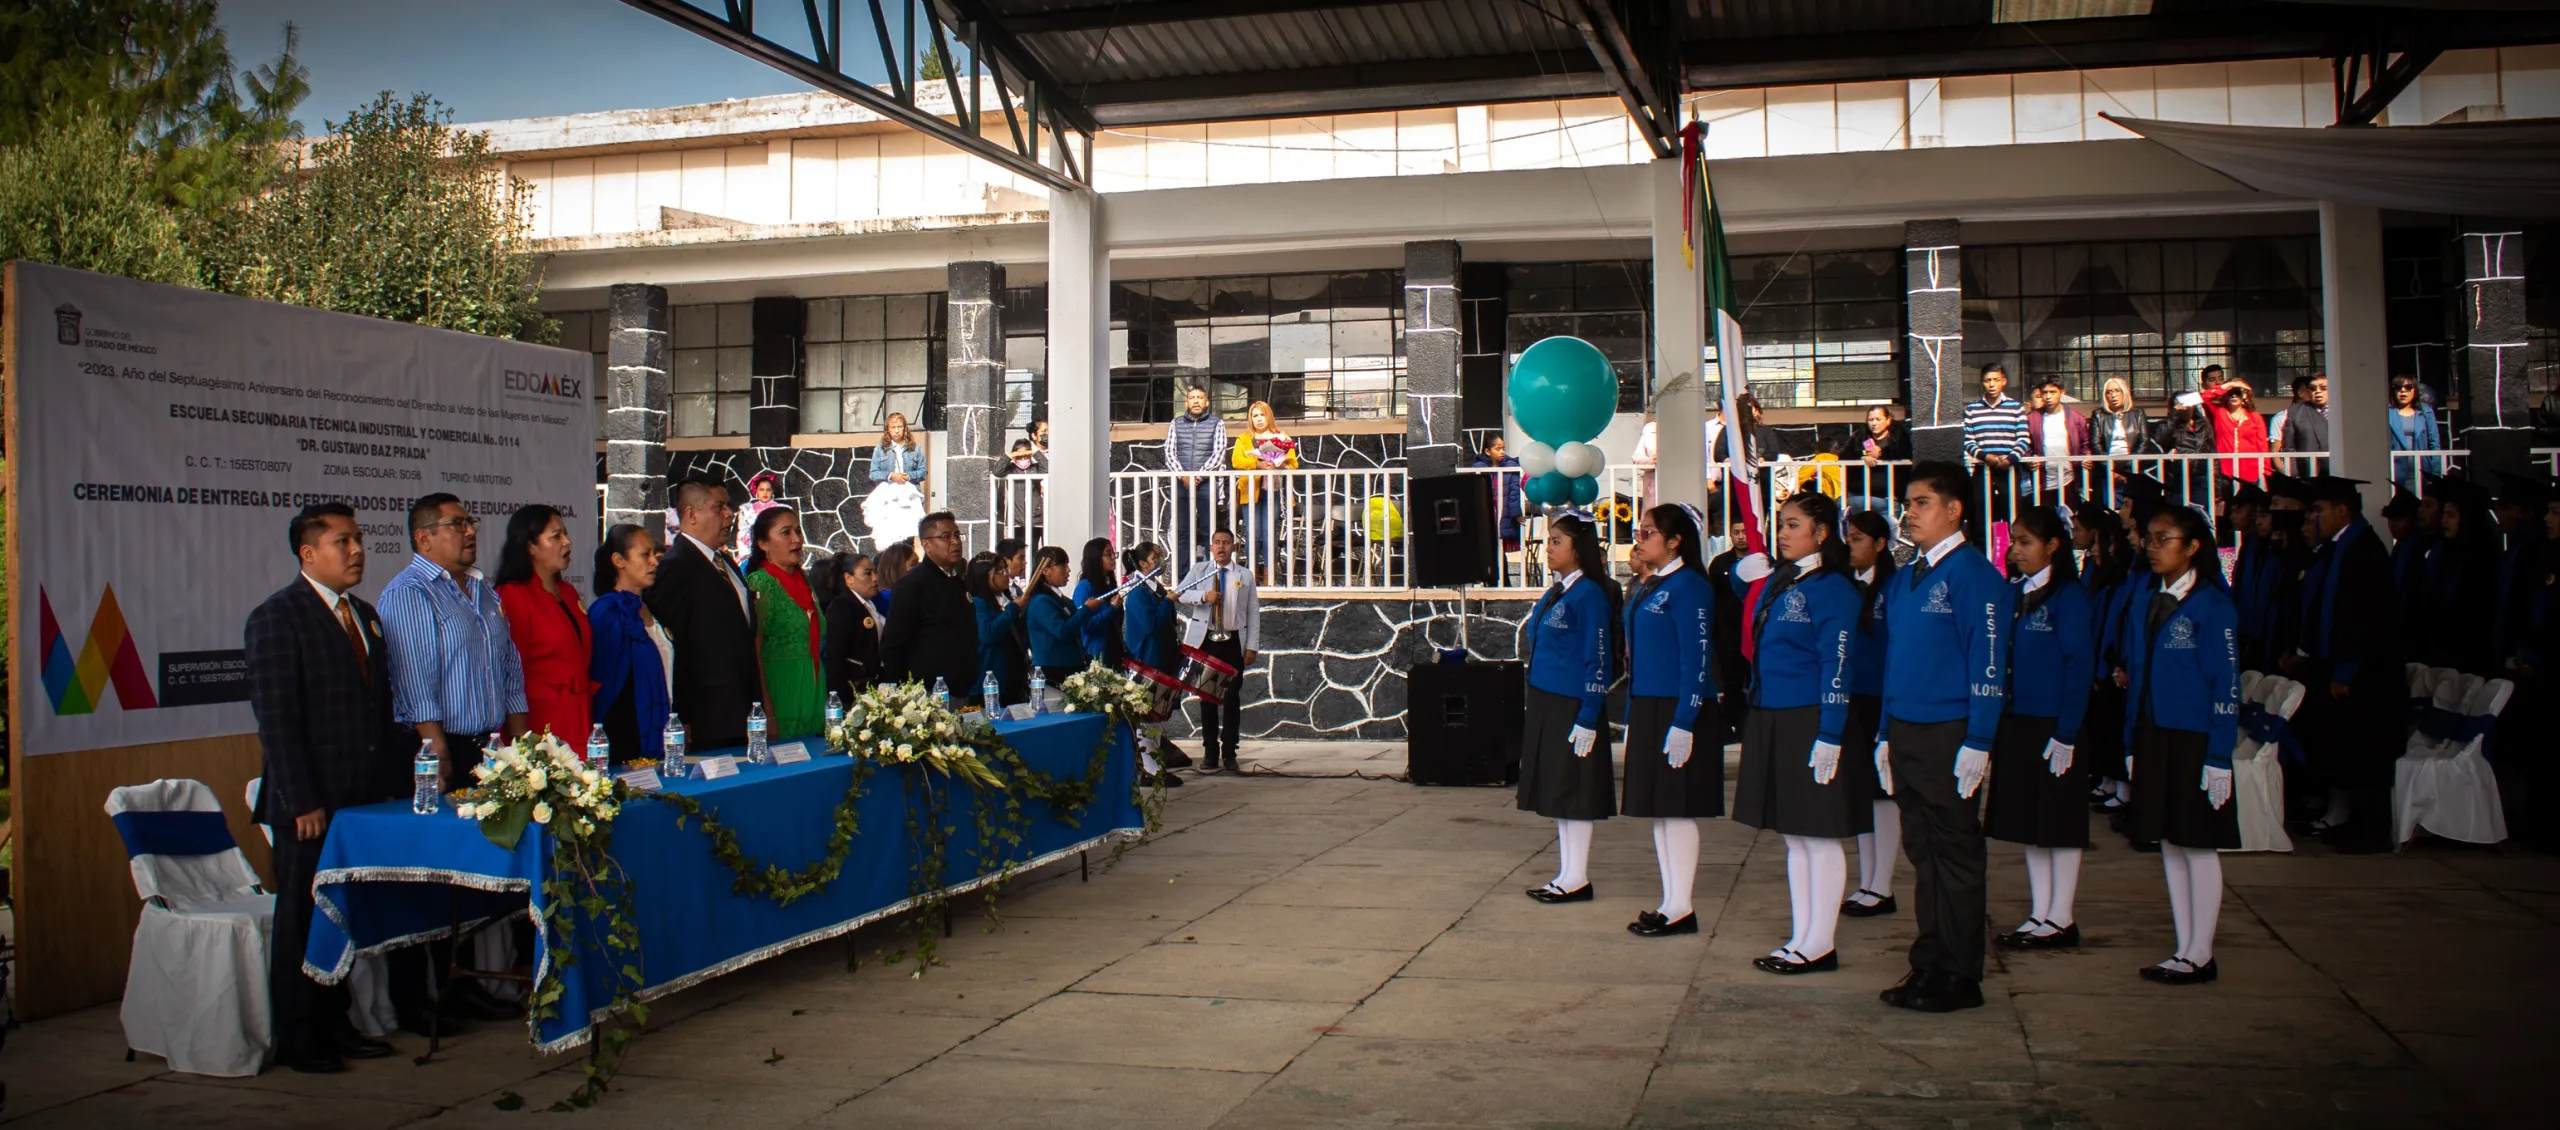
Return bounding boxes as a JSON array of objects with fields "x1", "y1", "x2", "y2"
[{"x1": 1682, "y1": 122, "x2": 1769, "y2": 653}]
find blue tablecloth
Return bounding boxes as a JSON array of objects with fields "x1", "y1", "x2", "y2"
[{"x1": 304, "y1": 713, "x2": 1138, "y2": 1052}]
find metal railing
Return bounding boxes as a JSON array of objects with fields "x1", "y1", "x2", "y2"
[{"x1": 989, "y1": 468, "x2": 1419, "y2": 591}]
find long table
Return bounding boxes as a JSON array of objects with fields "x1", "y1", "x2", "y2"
[{"x1": 303, "y1": 712, "x2": 1139, "y2": 1052}]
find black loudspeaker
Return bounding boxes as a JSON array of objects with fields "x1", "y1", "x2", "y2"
[
  {"x1": 1406, "y1": 660, "x2": 1523, "y2": 786},
  {"x1": 1408, "y1": 473, "x2": 1497, "y2": 588}
]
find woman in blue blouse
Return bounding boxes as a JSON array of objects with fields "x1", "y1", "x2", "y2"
[
  {"x1": 1072, "y1": 537, "x2": 1124, "y2": 670},
  {"x1": 1620, "y1": 503, "x2": 1719, "y2": 938},
  {"x1": 1839, "y1": 509, "x2": 1902, "y2": 920},
  {"x1": 589, "y1": 523, "x2": 671, "y2": 764},
  {"x1": 1027, "y1": 545, "x2": 1111, "y2": 685},
  {"x1": 2121, "y1": 505, "x2": 2241, "y2": 985},
  {"x1": 1732, "y1": 492, "x2": 1862, "y2": 975},
  {"x1": 967, "y1": 552, "x2": 1027, "y2": 707},
  {"x1": 1519, "y1": 514, "x2": 1621, "y2": 905},
  {"x1": 1987, "y1": 506, "x2": 2096, "y2": 951}
]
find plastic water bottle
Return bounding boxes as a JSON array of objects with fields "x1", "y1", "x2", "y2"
[
  {"x1": 824, "y1": 691, "x2": 846, "y2": 749},
  {"x1": 412, "y1": 742, "x2": 441, "y2": 815},
  {"x1": 585, "y1": 723, "x2": 611, "y2": 774},
  {"x1": 932, "y1": 676, "x2": 951, "y2": 708},
  {"x1": 746, "y1": 702, "x2": 770, "y2": 766},
  {"x1": 662, "y1": 712, "x2": 689, "y2": 779},
  {"x1": 982, "y1": 672, "x2": 1002, "y2": 712},
  {"x1": 1029, "y1": 669, "x2": 1047, "y2": 715}
]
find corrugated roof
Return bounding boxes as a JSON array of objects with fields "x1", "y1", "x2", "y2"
[{"x1": 1014, "y1": 2, "x2": 1575, "y2": 86}]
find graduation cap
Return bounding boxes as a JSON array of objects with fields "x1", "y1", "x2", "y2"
[
  {"x1": 2115, "y1": 470, "x2": 2167, "y2": 502},
  {"x1": 2262, "y1": 471, "x2": 2310, "y2": 505},
  {"x1": 2495, "y1": 468, "x2": 2557, "y2": 511},
  {"x1": 2381, "y1": 489, "x2": 2421, "y2": 519},
  {"x1": 2300, "y1": 475, "x2": 2369, "y2": 505},
  {"x1": 2430, "y1": 475, "x2": 2491, "y2": 514},
  {"x1": 2227, "y1": 481, "x2": 2269, "y2": 510}
]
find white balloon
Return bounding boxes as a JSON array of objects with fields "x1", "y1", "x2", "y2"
[
  {"x1": 1516, "y1": 439, "x2": 1557, "y2": 478},
  {"x1": 1554, "y1": 440, "x2": 1602, "y2": 479}
]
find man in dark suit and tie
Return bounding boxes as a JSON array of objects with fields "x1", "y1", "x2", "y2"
[
  {"x1": 646, "y1": 478, "x2": 759, "y2": 748},
  {"x1": 879, "y1": 510, "x2": 981, "y2": 700},
  {"x1": 243, "y1": 502, "x2": 405, "y2": 1073}
]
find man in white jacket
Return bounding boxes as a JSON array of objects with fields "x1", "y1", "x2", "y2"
[{"x1": 1176, "y1": 528, "x2": 1261, "y2": 772}]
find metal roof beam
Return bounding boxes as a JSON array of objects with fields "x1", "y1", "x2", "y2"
[
  {"x1": 999, "y1": 0, "x2": 1413, "y2": 36},
  {"x1": 1562, "y1": 0, "x2": 1679, "y2": 159},
  {"x1": 1079, "y1": 51, "x2": 1614, "y2": 125}
]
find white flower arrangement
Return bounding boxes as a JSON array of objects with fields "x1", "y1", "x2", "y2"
[
  {"x1": 1059, "y1": 661, "x2": 1154, "y2": 720},
  {"x1": 453, "y1": 731, "x2": 622, "y2": 849},
  {"x1": 846, "y1": 681, "x2": 1004, "y2": 788}
]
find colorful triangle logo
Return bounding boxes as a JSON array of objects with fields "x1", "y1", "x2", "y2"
[{"x1": 38, "y1": 585, "x2": 158, "y2": 715}]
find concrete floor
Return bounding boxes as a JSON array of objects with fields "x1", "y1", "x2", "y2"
[{"x1": 4, "y1": 741, "x2": 2553, "y2": 1129}]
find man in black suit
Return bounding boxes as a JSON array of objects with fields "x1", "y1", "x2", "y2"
[
  {"x1": 2279, "y1": 373, "x2": 2330, "y2": 474},
  {"x1": 879, "y1": 510, "x2": 980, "y2": 699},
  {"x1": 243, "y1": 503, "x2": 404, "y2": 1073},
  {"x1": 646, "y1": 478, "x2": 758, "y2": 748}
]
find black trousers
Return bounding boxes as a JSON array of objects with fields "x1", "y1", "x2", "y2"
[
  {"x1": 1887, "y1": 717, "x2": 1987, "y2": 984},
  {"x1": 1197, "y1": 634, "x2": 1246, "y2": 762},
  {"x1": 268, "y1": 826, "x2": 349, "y2": 1055}
]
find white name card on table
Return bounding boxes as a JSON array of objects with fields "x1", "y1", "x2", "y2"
[
  {"x1": 960, "y1": 709, "x2": 986, "y2": 727},
  {"x1": 770, "y1": 740, "x2": 812, "y2": 765},
  {"x1": 1006, "y1": 703, "x2": 1037, "y2": 722},
  {"x1": 615, "y1": 768, "x2": 664, "y2": 793},
  {"x1": 695, "y1": 755, "x2": 740, "y2": 780}
]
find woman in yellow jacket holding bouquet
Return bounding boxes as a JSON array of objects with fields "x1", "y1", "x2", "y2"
[{"x1": 1232, "y1": 400, "x2": 1298, "y2": 581}]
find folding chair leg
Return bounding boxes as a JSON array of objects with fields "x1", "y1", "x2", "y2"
[{"x1": 1080, "y1": 850, "x2": 1089, "y2": 883}]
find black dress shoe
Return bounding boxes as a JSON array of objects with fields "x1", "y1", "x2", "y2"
[
  {"x1": 333, "y1": 1031, "x2": 396, "y2": 1059},
  {"x1": 1840, "y1": 892, "x2": 1898, "y2": 918},
  {"x1": 1157, "y1": 743, "x2": 1195, "y2": 769},
  {"x1": 2139, "y1": 957, "x2": 2218, "y2": 985},
  {"x1": 1752, "y1": 948, "x2": 1836, "y2": 974},
  {"x1": 2020, "y1": 922, "x2": 2082, "y2": 949},
  {"x1": 1152, "y1": 771, "x2": 1185, "y2": 788},
  {"x1": 1629, "y1": 913, "x2": 1698, "y2": 937},
  {"x1": 1906, "y1": 977, "x2": 1986, "y2": 1012},
  {"x1": 1525, "y1": 884, "x2": 1594, "y2": 904},
  {"x1": 284, "y1": 1049, "x2": 347, "y2": 1074},
  {"x1": 1992, "y1": 921, "x2": 2046, "y2": 949},
  {"x1": 1879, "y1": 969, "x2": 1938, "y2": 1009}
]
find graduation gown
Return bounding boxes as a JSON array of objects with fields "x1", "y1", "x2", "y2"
[
  {"x1": 2294, "y1": 521, "x2": 2404, "y2": 791},
  {"x1": 2419, "y1": 535, "x2": 2502, "y2": 676}
]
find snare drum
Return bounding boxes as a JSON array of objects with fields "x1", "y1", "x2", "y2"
[
  {"x1": 1121, "y1": 659, "x2": 1191, "y2": 723},
  {"x1": 1177, "y1": 645, "x2": 1241, "y2": 706}
]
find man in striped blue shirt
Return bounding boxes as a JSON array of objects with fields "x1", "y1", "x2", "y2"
[
  {"x1": 379, "y1": 493, "x2": 529, "y2": 785},
  {"x1": 1961, "y1": 363, "x2": 2030, "y2": 534}
]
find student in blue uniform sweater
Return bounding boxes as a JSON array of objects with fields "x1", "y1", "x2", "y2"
[
  {"x1": 1872, "y1": 462, "x2": 2014, "y2": 1014},
  {"x1": 968, "y1": 552, "x2": 1027, "y2": 707},
  {"x1": 1027, "y1": 545, "x2": 1112, "y2": 686},
  {"x1": 1987, "y1": 506, "x2": 2096, "y2": 950},
  {"x1": 1519, "y1": 514, "x2": 1622, "y2": 904},
  {"x1": 1731, "y1": 492, "x2": 1863, "y2": 975},
  {"x1": 1072, "y1": 537, "x2": 1125, "y2": 671},
  {"x1": 1621, "y1": 503, "x2": 1720, "y2": 938},
  {"x1": 1120, "y1": 541, "x2": 1183, "y2": 787},
  {"x1": 2121, "y1": 503, "x2": 2240, "y2": 985},
  {"x1": 1840, "y1": 509, "x2": 1903, "y2": 920}
]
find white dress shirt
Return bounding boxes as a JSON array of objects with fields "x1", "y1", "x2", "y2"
[{"x1": 1176, "y1": 557, "x2": 1261, "y2": 653}]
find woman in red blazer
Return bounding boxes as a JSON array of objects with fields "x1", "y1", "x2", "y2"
[{"x1": 494, "y1": 504, "x2": 596, "y2": 744}]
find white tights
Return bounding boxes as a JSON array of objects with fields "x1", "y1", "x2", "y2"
[
  {"x1": 2160, "y1": 843, "x2": 2225, "y2": 965},
  {"x1": 1551, "y1": 819, "x2": 1596, "y2": 892},
  {"x1": 1650, "y1": 818, "x2": 1700, "y2": 920},
  {"x1": 1853, "y1": 800, "x2": 1902, "y2": 900},
  {"x1": 1780, "y1": 835, "x2": 1847, "y2": 960},
  {"x1": 2018, "y1": 846, "x2": 2085, "y2": 932}
]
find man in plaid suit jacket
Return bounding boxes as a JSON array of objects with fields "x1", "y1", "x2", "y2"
[{"x1": 243, "y1": 502, "x2": 406, "y2": 1073}]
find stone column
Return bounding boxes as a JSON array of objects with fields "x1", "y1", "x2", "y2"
[
  {"x1": 2458, "y1": 224, "x2": 2532, "y2": 475},
  {"x1": 946, "y1": 260, "x2": 1005, "y2": 552},
  {"x1": 1648, "y1": 158, "x2": 1706, "y2": 508},
  {"x1": 1905, "y1": 219, "x2": 1965, "y2": 464},
  {"x1": 1404, "y1": 240, "x2": 1464, "y2": 481},
  {"x1": 1047, "y1": 190, "x2": 1110, "y2": 550},
  {"x1": 748, "y1": 296, "x2": 802, "y2": 449},
  {"x1": 2321, "y1": 201, "x2": 2391, "y2": 518},
  {"x1": 604, "y1": 283, "x2": 670, "y2": 538}
]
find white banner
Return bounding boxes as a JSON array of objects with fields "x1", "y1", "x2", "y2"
[{"x1": 11, "y1": 262, "x2": 595, "y2": 756}]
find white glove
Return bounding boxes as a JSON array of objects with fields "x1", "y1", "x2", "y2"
[
  {"x1": 1808, "y1": 740, "x2": 1842, "y2": 785},
  {"x1": 1954, "y1": 745, "x2": 1991, "y2": 799},
  {"x1": 1734, "y1": 553, "x2": 1774, "y2": 583},
  {"x1": 2202, "y1": 765, "x2": 2233, "y2": 810},
  {"x1": 1874, "y1": 740, "x2": 1894, "y2": 796},
  {"x1": 2043, "y1": 739, "x2": 2075, "y2": 777},
  {"x1": 1664, "y1": 727, "x2": 1695, "y2": 769},
  {"x1": 1570, "y1": 726, "x2": 1596, "y2": 759}
]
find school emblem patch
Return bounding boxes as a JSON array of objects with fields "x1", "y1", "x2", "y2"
[
  {"x1": 1645, "y1": 590, "x2": 1672, "y2": 613},
  {"x1": 1543, "y1": 602, "x2": 1572, "y2": 629},
  {"x1": 2024, "y1": 605, "x2": 2052, "y2": 632},
  {"x1": 1921, "y1": 580, "x2": 1953, "y2": 614},
  {"x1": 2165, "y1": 616, "x2": 2197, "y2": 649},
  {"x1": 1779, "y1": 589, "x2": 1812, "y2": 623}
]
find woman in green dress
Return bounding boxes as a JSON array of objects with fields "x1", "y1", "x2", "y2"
[{"x1": 745, "y1": 503, "x2": 826, "y2": 739}]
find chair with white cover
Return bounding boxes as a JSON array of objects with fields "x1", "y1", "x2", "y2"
[
  {"x1": 244, "y1": 779, "x2": 399, "y2": 1040},
  {"x1": 2240, "y1": 670, "x2": 2265, "y2": 706},
  {"x1": 107, "y1": 779, "x2": 274, "y2": 1076},
  {"x1": 2394, "y1": 677, "x2": 2510, "y2": 846},
  {"x1": 2229, "y1": 678, "x2": 2301, "y2": 852},
  {"x1": 2406, "y1": 663, "x2": 2438, "y2": 731}
]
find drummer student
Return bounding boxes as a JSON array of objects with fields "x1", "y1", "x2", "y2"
[{"x1": 1177, "y1": 528, "x2": 1260, "y2": 773}]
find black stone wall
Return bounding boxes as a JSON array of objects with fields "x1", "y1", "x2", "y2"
[
  {"x1": 669, "y1": 448, "x2": 881, "y2": 553},
  {"x1": 1154, "y1": 596, "x2": 1533, "y2": 742}
]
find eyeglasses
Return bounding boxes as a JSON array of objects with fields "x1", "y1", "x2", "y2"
[
  {"x1": 920, "y1": 531, "x2": 960, "y2": 543},
  {"x1": 1635, "y1": 527, "x2": 1662, "y2": 540},
  {"x1": 422, "y1": 516, "x2": 477, "y2": 533}
]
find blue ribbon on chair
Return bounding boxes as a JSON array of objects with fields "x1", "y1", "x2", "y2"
[
  {"x1": 109, "y1": 810, "x2": 238, "y2": 858},
  {"x1": 2243, "y1": 713, "x2": 2288, "y2": 747},
  {"x1": 2416, "y1": 707, "x2": 2465, "y2": 742},
  {"x1": 2239, "y1": 703, "x2": 2269, "y2": 732}
]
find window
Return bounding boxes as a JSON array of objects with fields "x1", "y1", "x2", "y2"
[
  {"x1": 549, "y1": 310, "x2": 610, "y2": 441},
  {"x1": 1703, "y1": 250, "x2": 1901, "y2": 409},
  {"x1": 799, "y1": 293, "x2": 945, "y2": 434},
  {"x1": 1106, "y1": 270, "x2": 1406, "y2": 423},
  {"x1": 670, "y1": 303, "x2": 752, "y2": 437},
  {"x1": 1002, "y1": 285, "x2": 1046, "y2": 434},
  {"x1": 1505, "y1": 262, "x2": 1652, "y2": 412},
  {"x1": 1962, "y1": 238, "x2": 2325, "y2": 402}
]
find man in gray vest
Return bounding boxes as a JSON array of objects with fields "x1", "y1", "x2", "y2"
[{"x1": 1166, "y1": 382, "x2": 1228, "y2": 567}]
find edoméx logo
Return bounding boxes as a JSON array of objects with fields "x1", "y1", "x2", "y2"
[
  {"x1": 39, "y1": 584, "x2": 158, "y2": 714},
  {"x1": 502, "y1": 367, "x2": 583, "y2": 402}
]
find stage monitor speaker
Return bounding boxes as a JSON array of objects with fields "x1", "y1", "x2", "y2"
[
  {"x1": 1406, "y1": 660, "x2": 1522, "y2": 786},
  {"x1": 1408, "y1": 473, "x2": 1497, "y2": 588}
]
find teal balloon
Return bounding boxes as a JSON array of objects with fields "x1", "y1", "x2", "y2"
[
  {"x1": 1568, "y1": 474, "x2": 1600, "y2": 506},
  {"x1": 1507, "y1": 336, "x2": 1617, "y2": 446},
  {"x1": 1529, "y1": 471, "x2": 1572, "y2": 506}
]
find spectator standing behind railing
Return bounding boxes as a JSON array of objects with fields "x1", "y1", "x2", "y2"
[
  {"x1": 1230, "y1": 400, "x2": 1297, "y2": 578},
  {"x1": 1630, "y1": 413, "x2": 1660, "y2": 510},
  {"x1": 1471, "y1": 437, "x2": 1527, "y2": 553},
  {"x1": 869, "y1": 413, "x2": 927, "y2": 488},
  {"x1": 2089, "y1": 378, "x2": 2153, "y2": 462},
  {"x1": 1961, "y1": 364, "x2": 2030, "y2": 533},
  {"x1": 2277, "y1": 373, "x2": 2330, "y2": 473},
  {"x1": 2155, "y1": 392, "x2": 2216, "y2": 507},
  {"x1": 1844, "y1": 406, "x2": 1912, "y2": 517},
  {"x1": 2202, "y1": 381, "x2": 2269, "y2": 487},
  {"x1": 1166, "y1": 384, "x2": 1227, "y2": 567},
  {"x1": 2023, "y1": 377, "x2": 2091, "y2": 507},
  {"x1": 2387, "y1": 375, "x2": 2443, "y2": 490}
]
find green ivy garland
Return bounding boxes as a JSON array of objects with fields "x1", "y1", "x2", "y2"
[{"x1": 526, "y1": 816, "x2": 645, "y2": 1110}]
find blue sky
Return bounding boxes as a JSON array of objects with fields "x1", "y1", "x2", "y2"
[{"x1": 215, "y1": 0, "x2": 839, "y2": 130}]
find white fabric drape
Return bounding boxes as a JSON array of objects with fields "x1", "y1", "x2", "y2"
[{"x1": 2107, "y1": 115, "x2": 2560, "y2": 218}]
